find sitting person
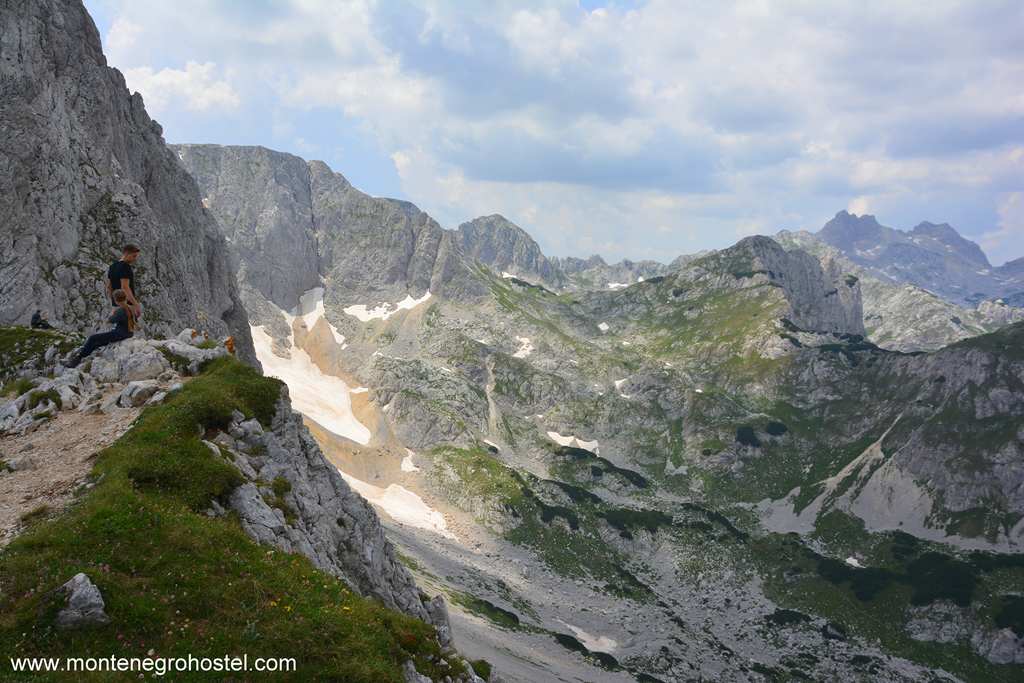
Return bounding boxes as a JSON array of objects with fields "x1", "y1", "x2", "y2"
[
  {"x1": 30, "y1": 310, "x2": 53, "y2": 329},
  {"x1": 67, "y1": 290, "x2": 136, "y2": 367}
]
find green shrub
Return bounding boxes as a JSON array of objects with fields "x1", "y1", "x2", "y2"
[
  {"x1": 1, "y1": 377, "x2": 34, "y2": 398},
  {"x1": 470, "y1": 658, "x2": 492, "y2": 680},
  {"x1": 736, "y1": 425, "x2": 761, "y2": 447},
  {"x1": 995, "y1": 595, "x2": 1024, "y2": 637},
  {"x1": 27, "y1": 388, "x2": 61, "y2": 410},
  {"x1": 906, "y1": 553, "x2": 977, "y2": 607},
  {"x1": 157, "y1": 346, "x2": 191, "y2": 374}
]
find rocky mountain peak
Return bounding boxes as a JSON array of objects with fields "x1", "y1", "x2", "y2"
[
  {"x1": 456, "y1": 214, "x2": 564, "y2": 288},
  {"x1": 911, "y1": 221, "x2": 990, "y2": 266},
  {"x1": 690, "y1": 235, "x2": 865, "y2": 335},
  {"x1": 814, "y1": 210, "x2": 1013, "y2": 306},
  {"x1": 817, "y1": 210, "x2": 889, "y2": 250}
]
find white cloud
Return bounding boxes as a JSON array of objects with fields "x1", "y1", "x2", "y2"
[
  {"x1": 848, "y1": 197, "x2": 871, "y2": 215},
  {"x1": 89, "y1": 0, "x2": 1024, "y2": 262},
  {"x1": 981, "y1": 192, "x2": 1024, "y2": 266},
  {"x1": 105, "y1": 17, "x2": 141, "y2": 52},
  {"x1": 122, "y1": 61, "x2": 240, "y2": 113}
]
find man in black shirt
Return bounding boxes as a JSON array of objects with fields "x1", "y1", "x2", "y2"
[{"x1": 107, "y1": 243, "x2": 141, "y2": 317}]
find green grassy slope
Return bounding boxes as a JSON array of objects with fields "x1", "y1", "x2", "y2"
[{"x1": 0, "y1": 357, "x2": 455, "y2": 682}]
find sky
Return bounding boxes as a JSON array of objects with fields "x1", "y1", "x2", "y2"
[{"x1": 83, "y1": 0, "x2": 1024, "y2": 265}]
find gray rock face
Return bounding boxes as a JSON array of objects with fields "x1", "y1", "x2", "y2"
[
  {"x1": 456, "y1": 215, "x2": 565, "y2": 289},
  {"x1": 172, "y1": 145, "x2": 486, "y2": 320},
  {"x1": 680, "y1": 235, "x2": 865, "y2": 335},
  {"x1": 224, "y1": 393, "x2": 448, "y2": 634},
  {"x1": 170, "y1": 145, "x2": 321, "y2": 312},
  {"x1": 55, "y1": 573, "x2": 110, "y2": 629},
  {"x1": 816, "y1": 210, "x2": 1021, "y2": 305},
  {"x1": 0, "y1": 331, "x2": 229, "y2": 433},
  {"x1": 776, "y1": 229, "x2": 1024, "y2": 351},
  {"x1": 907, "y1": 602, "x2": 1024, "y2": 665},
  {"x1": 0, "y1": 0, "x2": 254, "y2": 363}
]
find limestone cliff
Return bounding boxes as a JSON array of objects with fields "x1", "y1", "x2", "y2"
[{"x1": 0, "y1": 0, "x2": 254, "y2": 361}]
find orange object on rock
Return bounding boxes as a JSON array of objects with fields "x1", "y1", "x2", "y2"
[{"x1": 225, "y1": 336, "x2": 236, "y2": 355}]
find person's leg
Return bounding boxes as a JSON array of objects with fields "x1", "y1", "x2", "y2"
[{"x1": 77, "y1": 331, "x2": 116, "y2": 359}]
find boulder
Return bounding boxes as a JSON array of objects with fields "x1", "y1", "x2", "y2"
[
  {"x1": 176, "y1": 328, "x2": 206, "y2": 345},
  {"x1": 55, "y1": 573, "x2": 110, "y2": 629},
  {"x1": 402, "y1": 660, "x2": 431, "y2": 683},
  {"x1": 6, "y1": 454, "x2": 38, "y2": 471},
  {"x1": 118, "y1": 380, "x2": 160, "y2": 408},
  {"x1": 89, "y1": 340, "x2": 170, "y2": 383},
  {"x1": 150, "y1": 339, "x2": 227, "y2": 375}
]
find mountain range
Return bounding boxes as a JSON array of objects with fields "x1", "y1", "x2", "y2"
[
  {"x1": 172, "y1": 144, "x2": 1024, "y2": 680},
  {"x1": 2, "y1": 2, "x2": 1024, "y2": 681}
]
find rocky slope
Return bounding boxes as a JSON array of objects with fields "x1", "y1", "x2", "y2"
[
  {"x1": 0, "y1": 0, "x2": 253, "y2": 361},
  {"x1": 815, "y1": 210, "x2": 1023, "y2": 306},
  {"x1": 0, "y1": 327, "x2": 482, "y2": 681}
]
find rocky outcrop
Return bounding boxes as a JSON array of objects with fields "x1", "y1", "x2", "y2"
[
  {"x1": 907, "y1": 602, "x2": 1024, "y2": 665},
  {"x1": 216, "y1": 393, "x2": 451, "y2": 637},
  {"x1": 54, "y1": 573, "x2": 110, "y2": 629},
  {"x1": 0, "y1": 329, "x2": 227, "y2": 434},
  {"x1": 776, "y1": 229, "x2": 1024, "y2": 351},
  {"x1": 456, "y1": 215, "x2": 565, "y2": 289},
  {"x1": 683, "y1": 235, "x2": 865, "y2": 335},
  {"x1": 0, "y1": 0, "x2": 254, "y2": 362}
]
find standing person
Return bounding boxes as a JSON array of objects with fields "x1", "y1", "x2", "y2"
[
  {"x1": 66, "y1": 290, "x2": 136, "y2": 367},
  {"x1": 107, "y1": 244, "x2": 142, "y2": 318}
]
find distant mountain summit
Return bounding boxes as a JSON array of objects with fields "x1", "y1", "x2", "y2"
[
  {"x1": 816, "y1": 210, "x2": 1021, "y2": 305},
  {"x1": 456, "y1": 214, "x2": 565, "y2": 288}
]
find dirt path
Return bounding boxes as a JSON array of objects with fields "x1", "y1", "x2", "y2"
[{"x1": 0, "y1": 402, "x2": 140, "y2": 546}]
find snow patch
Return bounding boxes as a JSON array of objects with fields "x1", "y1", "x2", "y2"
[
  {"x1": 294, "y1": 287, "x2": 347, "y2": 347},
  {"x1": 343, "y1": 291, "x2": 432, "y2": 322},
  {"x1": 597, "y1": 322, "x2": 610, "y2": 332},
  {"x1": 252, "y1": 326, "x2": 371, "y2": 444},
  {"x1": 350, "y1": 387, "x2": 369, "y2": 394},
  {"x1": 338, "y1": 470, "x2": 453, "y2": 538},
  {"x1": 547, "y1": 431, "x2": 600, "y2": 454},
  {"x1": 401, "y1": 449, "x2": 420, "y2": 473},
  {"x1": 607, "y1": 282, "x2": 628, "y2": 290},
  {"x1": 845, "y1": 557, "x2": 864, "y2": 568},
  {"x1": 560, "y1": 621, "x2": 618, "y2": 653},
  {"x1": 513, "y1": 336, "x2": 534, "y2": 358}
]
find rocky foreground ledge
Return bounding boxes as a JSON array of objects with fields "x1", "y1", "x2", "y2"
[{"x1": 0, "y1": 328, "x2": 488, "y2": 682}]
